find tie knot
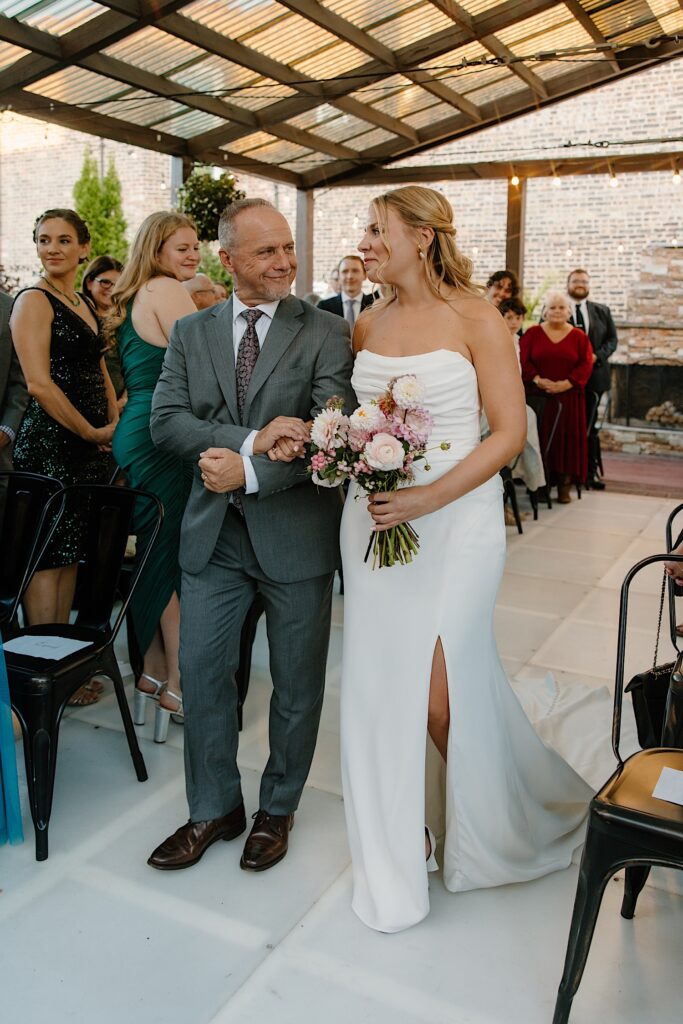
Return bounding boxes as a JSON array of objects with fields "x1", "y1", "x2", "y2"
[{"x1": 242, "y1": 308, "x2": 263, "y2": 326}]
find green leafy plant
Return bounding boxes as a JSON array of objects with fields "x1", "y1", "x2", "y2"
[
  {"x1": 73, "y1": 149, "x2": 128, "y2": 278},
  {"x1": 198, "y1": 242, "x2": 232, "y2": 288},
  {"x1": 177, "y1": 166, "x2": 245, "y2": 242},
  {"x1": 523, "y1": 274, "x2": 557, "y2": 326}
]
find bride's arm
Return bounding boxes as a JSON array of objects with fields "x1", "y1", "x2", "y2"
[{"x1": 369, "y1": 302, "x2": 526, "y2": 530}]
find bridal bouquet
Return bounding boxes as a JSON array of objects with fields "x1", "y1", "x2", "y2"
[{"x1": 308, "y1": 374, "x2": 449, "y2": 569}]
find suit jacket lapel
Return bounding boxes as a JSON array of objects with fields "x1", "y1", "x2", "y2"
[
  {"x1": 207, "y1": 299, "x2": 239, "y2": 423},
  {"x1": 243, "y1": 297, "x2": 303, "y2": 421}
]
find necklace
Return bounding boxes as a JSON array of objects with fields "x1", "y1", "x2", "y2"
[{"x1": 41, "y1": 275, "x2": 81, "y2": 307}]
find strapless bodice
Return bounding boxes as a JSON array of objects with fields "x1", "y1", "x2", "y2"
[{"x1": 352, "y1": 349, "x2": 481, "y2": 477}]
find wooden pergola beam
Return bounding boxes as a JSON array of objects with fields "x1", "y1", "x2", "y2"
[{"x1": 563, "y1": 0, "x2": 621, "y2": 74}]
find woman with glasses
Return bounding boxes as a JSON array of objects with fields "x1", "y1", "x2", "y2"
[{"x1": 82, "y1": 256, "x2": 125, "y2": 411}]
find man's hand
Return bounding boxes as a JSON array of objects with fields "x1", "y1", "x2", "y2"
[
  {"x1": 199, "y1": 448, "x2": 246, "y2": 493},
  {"x1": 0, "y1": 432, "x2": 10, "y2": 451},
  {"x1": 253, "y1": 416, "x2": 310, "y2": 455}
]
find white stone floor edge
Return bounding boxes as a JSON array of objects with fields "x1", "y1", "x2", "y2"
[{"x1": 2, "y1": 489, "x2": 682, "y2": 1024}]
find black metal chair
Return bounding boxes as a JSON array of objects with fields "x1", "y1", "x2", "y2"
[
  {"x1": 552, "y1": 550, "x2": 683, "y2": 1024},
  {"x1": 527, "y1": 393, "x2": 563, "y2": 510},
  {"x1": 0, "y1": 472, "x2": 64, "y2": 638},
  {"x1": 6, "y1": 483, "x2": 163, "y2": 860},
  {"x1": 500, "y1": 465, "x2": 523, "y2": 534}
]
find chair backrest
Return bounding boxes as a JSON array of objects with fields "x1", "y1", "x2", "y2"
[
  {"x1": 665, "y1": 502, "x2": 683, "y2": 648},
  {"x1": 63, "y1": 483, "x2": 163, "y2": 639},
  {"x1": 0, "y1": 472, "x2": 64, "y2": 628},
  {"x1": 613, "y1": 551, "x2": 683, "y2": 764}
]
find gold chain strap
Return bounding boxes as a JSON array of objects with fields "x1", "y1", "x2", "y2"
[{"x1": 651, "y1": 569, "x2": 668, "y2": 674}]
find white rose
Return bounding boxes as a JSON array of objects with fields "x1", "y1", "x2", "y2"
[
  {"x1": 364, "y1": 433, "x2": 405, "y2": 471},
  {"x1": 349, "y1": 401, "x2": 383, "y2": 432},
  {"x1": 392, "y1": 374, "x2": 425, "y2": 409}
]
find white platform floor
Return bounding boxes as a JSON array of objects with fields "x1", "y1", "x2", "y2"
[{"x1": 2, "y1": 489, "x2": 682, "y2": 1024}]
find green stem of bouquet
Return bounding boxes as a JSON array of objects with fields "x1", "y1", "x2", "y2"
[{"x1": 366, "y1": 521, "x2": 420, "y2": 569}]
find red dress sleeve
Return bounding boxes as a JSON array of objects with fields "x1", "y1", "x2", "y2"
[
  {"x1": 568, "y1": 329, "x2": 594, "y2": 388},
  {"x1": 520, "y1": 326, "x2": 540, "y2": 385}
]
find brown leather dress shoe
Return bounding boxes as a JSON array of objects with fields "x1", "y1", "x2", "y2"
[
  {"x1": 148, "y1": 802, "x2": 247, "y2": 870},
  {"x1": 240, "y1": 810, "x2": 294, "y2": 872}
]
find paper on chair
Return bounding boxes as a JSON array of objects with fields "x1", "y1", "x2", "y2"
[
  {"x1": 652, "y1": 767, "x2": 683, "y2": 807},
  {"x1": 2, "y1": 635, "x2": 93, "y2": 660}
]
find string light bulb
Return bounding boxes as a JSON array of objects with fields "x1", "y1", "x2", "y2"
[
  {"x1": 609, "y1": 167, "x2": 618, "y2": 188},
  {"x1": 510, "y1": 173, "x2": 520, "y2": 187},
  {"x1": 673, "y1": 169, "x2": 681, "y2": 186},
  {"x1": 552, "y1": 174, "x2": 561, "y2": 188},
  {"x1": 617, "y1": 243, "x2": 624, "y2": 254}
]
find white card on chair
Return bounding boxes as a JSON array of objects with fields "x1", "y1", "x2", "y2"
[
  {"x1": 2, "y1": 635, "x2": 92, "y2": 660},
  {"x1": 652, "y1": 767, "x2": 683, "y2": 807}
]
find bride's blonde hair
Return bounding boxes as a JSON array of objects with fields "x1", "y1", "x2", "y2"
[
  {"x1": 104, "y1": 210, "x2": 197, "y2": 343},
  {"x1": 365, "y1": 186, "x2": 481, "y2": 315}
]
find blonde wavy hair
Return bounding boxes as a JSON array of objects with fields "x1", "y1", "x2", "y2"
[
  {"x1": 363, "y1": 186, "x2": 481, "y2": 317},
  {"x1": 104, "y1": 210, "x2": 197, "y2": 342}
]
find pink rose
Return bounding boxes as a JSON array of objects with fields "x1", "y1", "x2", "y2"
[{"x1": 364, "y1": 433, "x2": 405, "y2": 471}]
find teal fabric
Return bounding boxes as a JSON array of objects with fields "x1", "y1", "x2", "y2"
[
  {"x1": 0, "y1": 639, "x2": 23, "y2": 845},
  {"x1": 112, "y1": 304, "x2": 190, "y2": 654}
]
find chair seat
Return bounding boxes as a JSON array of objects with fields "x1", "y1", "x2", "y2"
[
  {"x1": 4, "y1": 623, "x2": 105, "y2": 685},
  {"x1": 594, "y1": 748, "x2": 683, "y2": 833}
]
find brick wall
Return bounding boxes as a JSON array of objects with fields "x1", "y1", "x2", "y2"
[{"x1": 1, "y1": 56, "x2": 683, "y2": 319}]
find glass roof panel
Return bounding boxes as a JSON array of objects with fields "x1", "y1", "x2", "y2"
[
  {"x1": 463, "y1": 72, "x2": 528, "y2": 107},
  {"x1": 244, "y1": 138, "x2": 312, "y2": 164},
  {"x1": 224, "y1": 131, "x2": 277, "y2": 155},
  {"x1": 0, "y1": 40, "x2": 29, "y2": 71},
  {"x1": 4, "y1": 0, "x2": 106, "y2": 36},
  {"x1": 294, "y1": 41, "x2": 368, "y2": 79},
  {"x1": 368, "y1": 4, "x2": 455, "y2": 50},
  {"x1": 405, "y1": 100, "x2": 456, "y2": 129},
  {"x1": 320, "y1": 0, "x2": 416, "y2": 27},
  {"x1": 149, "y1": 109, "x2": 225, "y2": 139},
  {"x1": 104, "y1": 28, "x2": 206, "y2": 77},
  {"x1": 26, "y1": 65, "x2": 121, "y2": 105},
  {"x1": 311, "y1": 113, "x2": 375, "y2": 144}
]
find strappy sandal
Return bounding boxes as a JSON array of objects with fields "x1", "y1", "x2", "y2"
[
  {"x1": 154, "y1": 690, "x2": 184, "y2": 744},
  {"x1": 68, "y1": 683, "x2": 100, "y2": 707},
  {"x1": 425, "y1": 826, "x2": 439, "y2": 872},
  {"x1": 133, "y1": 672, "x2": 167, "y2": 726}
]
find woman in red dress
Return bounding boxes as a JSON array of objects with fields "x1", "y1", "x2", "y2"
[{"x1": 520, "y1": 291, "x2": 594, "y2": 503}]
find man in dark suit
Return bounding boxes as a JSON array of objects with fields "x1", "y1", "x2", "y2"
[
  {"x1": 317, "y1": 255, "x2": 374, "y2": 328},
  {"x1": 149, "y1": 198, "x2": 355, "y2": 874},
  {"x1": 567, "y1": 269, "x2": 618, "y2": 490},
  {"x1": 0, "y1": 289, "x2": 28, "y2": 514}
]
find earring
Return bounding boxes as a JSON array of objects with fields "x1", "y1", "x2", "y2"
[{"x1": 417, "y1": 248, "x2": 425, "y2": 259}]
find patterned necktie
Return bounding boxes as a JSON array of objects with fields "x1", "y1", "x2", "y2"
[
  {"x1": 574, "y1": 303, "x2": 586, "y2": 331},
  {"x1": 345, "y1": 299, "x2": 356, "y2": 327},
  {"x1": 236, "y1": 308, "x2": 263, "y2": 422}
]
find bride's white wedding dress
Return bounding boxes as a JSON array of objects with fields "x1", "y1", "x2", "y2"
[{"x1": 340, "y1": 349, "x2": 593, "y2": 933}]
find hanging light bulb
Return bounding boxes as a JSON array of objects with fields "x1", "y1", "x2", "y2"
[
  {"x1": 552, "y1": 174, "x2": 561, "y2": 188},
  {"x1": 566, "y1": 248, "x2": 573, "y2": 258},
  {"x1": 673, "y1": 170, "x2": 681, "y2": 186},
  {"x1": 609, "y1": 167, "x2": 618, "y2": 188},
  {"x1": 617, "y1": 243, "x2": 624, "y2": 254},
  {"x1": 672, "y1": 237, "x2": 679, "y2": 246},
  {"x1": 510, "y1": 174, "x2": 520, "y2": 187}
]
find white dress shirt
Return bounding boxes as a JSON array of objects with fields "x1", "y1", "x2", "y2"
[
  {"x1": 340, "y1": 290, "x2": 362, "y2": 324},
  {"x1": 232, "y1": 293, "x2": 281, "y2": 494},
  {"x1": 573, "y1": 299, "x2": 590, "y2": 333}
]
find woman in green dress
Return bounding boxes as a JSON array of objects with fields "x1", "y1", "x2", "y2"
[{"x1": 108, "y1": 212, "x2": 199, "y2": 742}]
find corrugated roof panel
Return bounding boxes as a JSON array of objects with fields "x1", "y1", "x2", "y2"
[
  {"x1": 246, "y1": 138, "x2": 312, "y2": 164},
  {"x1": 26, "y1": 65, "x2": 121, "y2": 104},
  {"x1": 464, "y1": 72, "x2": 528, "y2": 106},
  {"x1": 104, "y1": 28, "x2": 206, "y2": 77},
  {"x1": 405, "y1": 100, "x2": 455, "y2": 129},
  {"x1": 320, "y1": 0, "x2": 416, "y2": 28},
  {"x1": 351, "y1": 73, "x2": 410, "y2": 103},
  {"x1": 497, "y1": 9, "x2": 593, "y2": 51},
  {"x1": 228, "y1": 82, "x2": 297, "y2": 110},
  {"x1": 98, "y1": 93, "x2": 188, "y2": 128},
  {"x1": 311, "y1": 113, "x2": 370, "y2": 143},
  {"x1": 286, "y1": 103, "x2": 340, "y2": 131},
  {"x1": 659, "y1": 9, "x2": 683, "y2": 33},
  {"x1": 224, "y1": 131, "x2": 277, "y2": 155},
  {"x1": 373, "y1": 83, "x2": 437, "y2": 119},
  {"x1": 613, "y1": 22, "x2": 662, "y2": 45},
  {"x1": 13, "y1": 0, "x2": 106, "y2": 36},
  {"x1": 456, "y1": 0, "x2": 508, "y2": 14},
  {"x1": 344, "y1": 126, "x2": 397, "y2": 150},
  {"x1": 585, "y1": 0, "x2": 654, "y2": 41},
  {"x1": 182, "y1": 0, "x2": 284, "y2": 41},
  {"x1": 0, "y1": 39, "x2": 29, "y2": 71},
  {"x1": 241, "y1": 11, "x2": 341, "y2": 65},
  {"x1": 170, "y1": 54, "x2": 262, "y2": 96},
  {"x1": 420, "y1": 42, "x2": 513, "y2": 96},
  {"x1": 150, "y1": 109, "x2": 225, "y2": 139},
  {"x1": 294, "y1": 41, "x2": 369, "y2": 79},
  {"x1": 368, "y1": 4, "x2": 454, "y2": 50},
  {"x1": 281, "y1": 154, "x2": 335, "y2": 171}
]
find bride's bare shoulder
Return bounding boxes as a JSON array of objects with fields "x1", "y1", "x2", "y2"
[{"x1": 451, "y1": 293, "x2": 500, "y2": 324}]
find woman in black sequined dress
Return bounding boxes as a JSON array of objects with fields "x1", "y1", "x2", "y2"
[{"x1": 11, "y1": 210, "x2": 117, "y2": 697}]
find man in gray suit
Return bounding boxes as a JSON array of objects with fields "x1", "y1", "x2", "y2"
[
  {"x1": 0, "y1": 289, "x2": 28, "y2": 513},
  {"x1": 148, "y1": 198, "x2": 355, "y2": 873}
]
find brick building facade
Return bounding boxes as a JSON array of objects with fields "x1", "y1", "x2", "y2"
[{"x1": 1, "y1": 57, "x2": 682, "y2": 319}]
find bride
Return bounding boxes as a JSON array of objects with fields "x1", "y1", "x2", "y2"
[{"x1": 339, "y1": 186, "x2": 592, "y2": 933}]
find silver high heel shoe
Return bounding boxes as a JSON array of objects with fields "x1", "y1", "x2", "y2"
[
  {"x1": 133, "y1": 673, "x2": 166, "y2": 726},
  {"x1": 425, "y1": 826, "x2": 439, "y2": 872},
  {"x1": 154, "y1": 690, "x2": 184, "y2": 744}
]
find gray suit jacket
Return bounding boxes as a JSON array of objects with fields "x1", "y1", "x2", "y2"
[
  {"x1": 0, "y1": 290, "x2": 28, "y2": 471},
  {"x1": 150, "y1": 294, "x2": 356, "y2": 581}
]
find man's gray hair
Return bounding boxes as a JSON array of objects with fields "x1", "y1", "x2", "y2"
[{"x1": 218, "y1": 197, "x2": 275, "y2": 250}]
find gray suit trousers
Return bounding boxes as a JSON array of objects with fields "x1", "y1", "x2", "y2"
[{"x1": 179, "y1": 504, "x2": 334, "y2": 821}]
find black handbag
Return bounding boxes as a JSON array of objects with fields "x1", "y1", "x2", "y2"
[{"x1": 625, "y1": 571, "x2": 682, "y2": 749}]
